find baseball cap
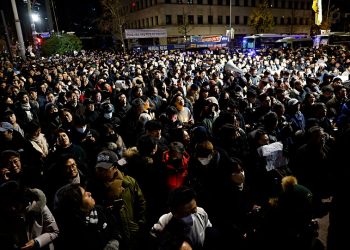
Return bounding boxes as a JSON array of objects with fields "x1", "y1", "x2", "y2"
[
  {"x1": 96, "y1": 150, "x2": 126, "y2": 169},
  {"x1": 0, "y1": 122, "x2": 14, "y2": 132},
  {"x1": 96, "y1": 150, "x2": 118, "y2": 169}
]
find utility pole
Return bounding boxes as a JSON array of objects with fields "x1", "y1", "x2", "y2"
[
  {"x1": 45, "y1": 0, "x2": 54, "y2": 33},
  {"x1": 11, "y1": 0, "x2": 26, "y2": 59},
  {"x1": 27, "y1": 0, "x2": 37, "y2": 46},
  {"x1": 229, "y1": 0, "x2": 232, "y2": 40}
]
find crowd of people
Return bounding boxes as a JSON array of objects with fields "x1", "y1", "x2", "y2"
[{"x1": 0, "y1": 45, "x2": 349, "y2": 250}]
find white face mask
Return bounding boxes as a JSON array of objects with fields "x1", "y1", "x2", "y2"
[
  {"x1": 104, "y1": 112, "x2": 113, "y2": 119},
  {"x1": 180, "y1": 214, "x2": 193, "y2": 226},
  {"x1": 197, "y1": 154, "x2": 213, "y2": 166},
  {"x1": 76, "y1": 125, "x2": 87, "y2": 134}
]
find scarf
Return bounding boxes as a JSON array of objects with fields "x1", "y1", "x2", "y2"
[
  {"x1": 21, "y1": 102, "x2": 33, "y2": 121},
  {"x1": 30, "y1": 133, "x2": 49, "y2": 157},
  {"x1": 85, "y1": 208, "x2": 98, "y2": 225}
]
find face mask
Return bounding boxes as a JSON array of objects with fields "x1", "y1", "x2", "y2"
[
  {"x1": 104, "y1": 112, "x2": 113, "y2": 119},
  {"x1": 76, "y1": 125, "x2": 87, "y2": 134},
  {"x1": 180, "y1": 214, "x2": 193, "y2": 226},
  {"x1": 197, "y1": 154, "x2": 213, "y2": 165}
]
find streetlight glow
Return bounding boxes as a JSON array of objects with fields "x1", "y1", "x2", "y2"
[{"x1": 31, "y1": 13, "x2": 40, "y2": 23}]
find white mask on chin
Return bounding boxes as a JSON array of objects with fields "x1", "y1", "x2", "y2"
[
  {"x1": 76, "y1": 125, "x2": 87, "y2": 134},
  {"x1": 104, "y1": 112, "x2": 113, "y2": 119},
  {"x1": 197, "y1": 154, "x2": 213, "y2": 165}
]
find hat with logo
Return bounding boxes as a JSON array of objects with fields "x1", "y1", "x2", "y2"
[
  {"x1": 96, "y1": 150, "x2": 119, "y2": 169},
  {"x1": 0, "y1": 122, "x2": 14, "y2": 132},
  {"x1": 96, "y1": 150, "x2": 127, "y2": 169}
]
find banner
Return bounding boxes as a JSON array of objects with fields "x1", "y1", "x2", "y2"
[
  {"x1": 312, "y1": 0, "x2": 322, "y2": 26},
  {"x1": 125, "y1": 29, "x2": 167, "y2": 39},
  {"x1": 257, "y1": 142, "x2": 289, "y2": 172}
]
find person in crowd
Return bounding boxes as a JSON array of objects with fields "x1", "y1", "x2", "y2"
[
  {"x1": 46, "y1": 154, "x2": 89, "y2": 208},
  {"x1": 2, "y1": 109, "x2": 25, "y2": 137},
  {"x1": 53, "y1": 183, "x2": 121, "y2": 250},
  {"x1": 46, "y1": 129, "x2": 88, "y2": 170},
  {"x1": 87, "y1": 150, "x2": 146, "y2": 250},
  {"x1": 25, "y1": 120, "x2": 49, "y2": 163},
  {"x1": 263, "y1": 176, "x2": 317, "y2": 250},
  {"x1": 161, "y1": 141, "x2": 190, "y2": 192},
  {"x1": 13, "y1": 91, "x2": 40, "y2": 129},
  {"x1": 0, "y1": 180, "x2": 59, "y2": 250},
  {"x1": 0, "y1": 121, "x2": 43, "y2": 170},
  {"x1": 150, "y1": 186, "x2": 212, "y2": 250}
]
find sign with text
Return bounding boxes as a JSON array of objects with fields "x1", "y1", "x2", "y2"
[{"x1": 125, "y1": 29, "x2": 167, "y2": 39}]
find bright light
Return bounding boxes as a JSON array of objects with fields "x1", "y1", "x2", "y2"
[{"x1": 31, "y1": 13, "x2": 40, "y2": 23}]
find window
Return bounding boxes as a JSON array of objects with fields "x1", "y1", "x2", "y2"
[
  {"x1": 188, "y1": 15, "x2": 194, "y2": 24},
  {"x1": 235, "y1": 0, "x2": 239, "y2": 6},
  {"x1": 146, "y1": 18, "x2": 149, "y2": 27},
  {"x1": 294, "y1": 17, "x2": 297, "y2": 25},
  {"x1": 299, "y1": 17, "x2": 303, "y2": 25},
  {"x1": 166, "y1": 15, "x2": 172, "y2": 24},
  {"x1": 208, "y1": 0, "x2": 213, "y2": 5},
  {"x1": 208, "y1": 15, "x2": 213, "y2": 24},
  {"x1": 244, "y1": 0, "x2": 248, "y2": 6},
  {"x1": 198, "y1": 0, "x2": 203, "y2": 4},
  {"x1": 274, "y1": 17, "x2": 278, "y2": 24},
  {"x1": 305, "y1": 18, "x2": 309, "y2": 25},
  {"x1": 280, "y1": 17, "x2": 284, "y2": 25},
  {"x1": 156, "y1": 16, "x2": 159, "y2": 25},
  {"x1": 243, "y1": 16, "x2": 248, "y2": 25},
  {"x1": 198, "y1": 15, "x2": 203, "y2": 24},
  {"x1": 151, "y1": 17, "x2": 154, "y2": 26},
  {"x1": 281, "y1": 1, "x2": 285, "y2": 8},
  {"x1": 251, "y1": 0, "x2": 256, "y2": 7},
  {"x1": 218, "y1": 16, "x2": 223, "y2": 24},
  {"x1": 226, "y1": 0, "x2": 230, "y2": 5},
  {"x1": 165, "y1": 0, "x2": 171, "y2": 3},
  {"x1": 288, "y1": 1, "x2": 292, "y2": 8},
  {"x1": 142, "y1": 19, "x2": 145, "y2": 27},
  {"x1": 226, "y1": 16, "x2": 230, "y2": 25},
  {"x1": 235, "y1": 16, "x2": 239, "y2": 24},
  {"x1": 287, "y1": 17, "x2": 291, "y2": 25},
  {"x1": 274, "y1": 0, "x2": 278, "y2": 8},
  {"x1": 177, "y1": 15, "x2": 184, "y2": 25},
  {"x1": 300, "y1": 1, "x2": 305, "y2": 9},
  {"x1": 218, "y1": 0, "x2": 223, "y2": 5}
]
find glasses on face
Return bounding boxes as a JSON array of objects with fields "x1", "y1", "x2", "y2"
[{"x1": 8, "y1": 158, "x2": 20, "y2": 166}]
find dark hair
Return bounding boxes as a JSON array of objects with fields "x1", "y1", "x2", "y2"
[
  {"x1": 167, "y1": 186, "x2": 196, "y2": 210},
  {"x1": 54, "y1": 183, "x2": 83, "y2": 216},
  {"x1": 137, "y1": 135, "x2": 157, "y2": 155}
]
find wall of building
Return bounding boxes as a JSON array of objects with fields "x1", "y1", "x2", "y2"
[{"x1": 125, "y1": 0, "x2": 313, "y2": 43}]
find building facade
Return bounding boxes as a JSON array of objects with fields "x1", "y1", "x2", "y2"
[{"x1": 125, "y1": 0, "x2": 313, "y2": 45}]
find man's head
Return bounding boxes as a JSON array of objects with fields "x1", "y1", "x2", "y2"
[
  {"x1": 0, "y1": 122, "x2": 14, "y2": 141},
  {"x1": 167, "y1": 186, "x2": 197, "y2": 219},
  {"x1": 95, "y1": 150, "x2": 125, "y2": 181}
]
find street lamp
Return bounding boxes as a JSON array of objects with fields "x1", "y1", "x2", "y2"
[{"x1": 31, "y1": 13, "x2": 40, "y2": 23}]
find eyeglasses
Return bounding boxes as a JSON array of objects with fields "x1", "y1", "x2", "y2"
[{"x1": 8, "y1": 158, "x2": 20, "y2": 166}]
